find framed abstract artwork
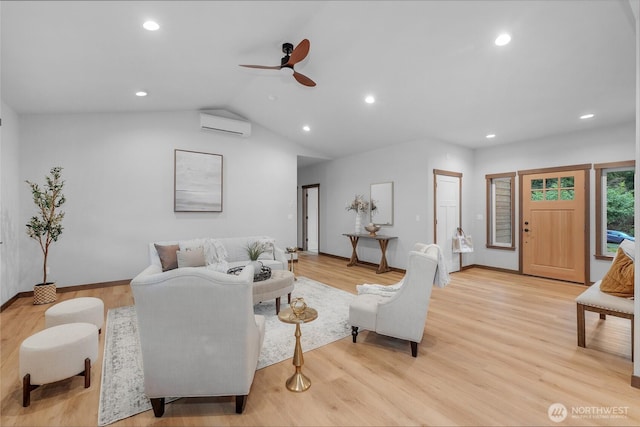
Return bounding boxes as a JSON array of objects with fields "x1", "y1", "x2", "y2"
[{"x1": 174, "y1": 149, "x2": 223, "y2": 212}]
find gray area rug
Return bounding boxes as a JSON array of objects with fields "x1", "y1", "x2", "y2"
[{"x1": 97, "y1": 276, "x2": 354, "y2": 426}]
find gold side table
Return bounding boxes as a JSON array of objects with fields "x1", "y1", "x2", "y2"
[
  {"x1": 286, "y1": 247, "x2": 298, "y2": 280},
  {"x1": 277, "y1": 305, "x2": 318, "y2": 392}
]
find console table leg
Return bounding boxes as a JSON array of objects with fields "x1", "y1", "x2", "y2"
[
  {"x1": 376, "y1": 239, "x2": 391, "y2": 274},
  {"x1": 347, "y1": 236, "x2": 360, "y2": 267}
]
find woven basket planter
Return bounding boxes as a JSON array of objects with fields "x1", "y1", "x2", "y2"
[{"x1": 33, "y1": 283, "x2": 57, "y2": 305}]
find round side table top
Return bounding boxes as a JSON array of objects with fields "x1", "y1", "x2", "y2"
[{"x1": 278, "y1": 307, "x2": 318, "y2": 324}]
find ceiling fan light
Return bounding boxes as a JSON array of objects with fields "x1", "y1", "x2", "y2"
[{"x1": 280, "y1": 67, "x2": 294, "y2": 76}]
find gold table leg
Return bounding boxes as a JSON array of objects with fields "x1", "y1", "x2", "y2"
[{"x1": 286, "y1": 323, "x2": 311, "y2": 392}]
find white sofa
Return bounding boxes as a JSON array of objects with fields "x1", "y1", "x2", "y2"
[
  {"x1": 149, "y1": 235, "x2": 288, "y2": 272},
  {"x1": 130, "y1": 264, "x2": 265, "y2": 415}
]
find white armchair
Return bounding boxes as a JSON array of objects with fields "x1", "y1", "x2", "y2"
[
  {"x1": 130, "y1": 264, "x2": 265, "y2": 416},
  {"x1": 349, "y1": 244, "x2": 439, "y2": 357}
]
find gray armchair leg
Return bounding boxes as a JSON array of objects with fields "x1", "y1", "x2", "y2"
[
  {"x1": 351, "y1": 326, "x2": 359, "y2": 343},
  {"x1": 236, "y1": 395, "x2": 247, "y2": 414},
  {"x1": 410, "y1": 341, "x2": 418, "y2": 357},
  {"x1": 150, "y1": 397, "x2": 165, "y2": 417}
]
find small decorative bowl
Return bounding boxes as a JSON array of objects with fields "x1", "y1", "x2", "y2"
[{"x1": 364, "y1": 224, "x2": 381, "y2": 236}]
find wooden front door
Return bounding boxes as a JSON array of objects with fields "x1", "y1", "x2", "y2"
[{"x1": 521, "y1": 169, "x2": 587, "y2": 283}]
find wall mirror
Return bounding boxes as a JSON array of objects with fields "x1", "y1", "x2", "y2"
[{"x1": 370, "y1": 181, "x2": 393, "y2": 226}]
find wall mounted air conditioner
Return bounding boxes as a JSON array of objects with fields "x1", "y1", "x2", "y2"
[{"x1": 200, "y1": 112, "x2": 252, "y2": 137}]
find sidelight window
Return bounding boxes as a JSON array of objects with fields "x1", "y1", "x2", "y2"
[
  {"x1": 486, "y1": 172, "x2": 515, "y2": 250},
  {"x1": 595, "y1": 161, "x2": 635, "y2": 258}
]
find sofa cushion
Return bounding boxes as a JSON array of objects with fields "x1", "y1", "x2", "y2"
[
  {"x1": 600, "y1": 246, "x2": 634, "y2": 297},
  {"x1": 177, "y1": 247, "x2": 207, "y2": 268},
  {"x1": 154, "y1": 244, "x2": 180, "y2": 272}
]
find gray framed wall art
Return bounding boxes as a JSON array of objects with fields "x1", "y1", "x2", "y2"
[{"x1": 174, "y1": 149, "x2": 223, "y2": 212}]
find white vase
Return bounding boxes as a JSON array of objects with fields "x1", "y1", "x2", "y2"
[{"x1": 355, "y1": 212, "x2": 363, "y2": 234}]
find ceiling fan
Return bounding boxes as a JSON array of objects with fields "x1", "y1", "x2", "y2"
[{"x1": 239, "y1": 39, "x2": 316, "y2": 87}]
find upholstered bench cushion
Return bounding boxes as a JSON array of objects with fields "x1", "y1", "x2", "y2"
[
  {"x1": 575, "y1": 281, "x2": 634, "y2": 314},
  {"x1": 45, "y1": 297, "x2": 105, "y2": 330},
  {"x1": 252, "y1": 270, "x2": 295, "y2": 304},
  {"x1": 19, "y1": 323, "x2": 99, "y2": 385}
]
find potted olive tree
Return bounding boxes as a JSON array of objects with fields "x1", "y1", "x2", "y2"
[{"x1": 25, "y1": 167, "x2": 66, "y2": 305}]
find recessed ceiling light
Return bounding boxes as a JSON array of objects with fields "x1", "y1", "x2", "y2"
[
  {"x1": 143, "y1": 21, "x2": 160, "y2": 31},
  {"x1": 580, "y1": 113, "x2": 595, "y2": 120},
  {"x1": 364, "y1": 95, "x2": 375, "y2": 104},
  {"x1": 302, "y1": 125, "x2": 311, "y2": 132},
  {"x1": 486, "y1": 134, "x2": 496, "y2": 139},
  {"x1": 135, "y1": 91, "x2": 148, "y2": 97},
  {"x1": 495, "y1": 33, "x2": 511, "y2": 46}
]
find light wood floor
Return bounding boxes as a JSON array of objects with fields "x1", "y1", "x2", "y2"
[{"x1": 1, "y1": 253, "x2": 638, "y2": 426}]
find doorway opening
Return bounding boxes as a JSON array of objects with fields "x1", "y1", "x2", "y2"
[{"x1": 302, "y1": 184, "x2": 319, "y2": 253}]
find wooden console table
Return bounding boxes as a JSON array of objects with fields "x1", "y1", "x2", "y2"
[{"x1": 343, "y1": 233, "x2": 397, "y2": 274}]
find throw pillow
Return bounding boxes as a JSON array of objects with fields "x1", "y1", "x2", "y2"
[
  {"x1": 176, "y1": 247, "x2": 206, "y2": 268},
  {"x1": 257, "y1": 238, "x2": 275, "y2": 260},
  {"x1": 154, "y1": 244, "x2": 180, "y2": 272},
  {"x1": 619, "y1": 238, "x2": 635, "y2": 261},
  {"x1": 600, "y1": 247, "x2": 634, "y2": 297},
  {"x1": 211, "y1": 240, "x2": 228, "y2": 262}
]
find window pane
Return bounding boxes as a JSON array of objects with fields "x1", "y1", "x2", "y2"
[
  {"x1": 494, "y1": 178, "x2": 511, "y2": 245},
  {"x1": 545, "y1": 178, "x2": 558, "y2": 189},
  {"x1": 560, "y1": 189, "x2": 574, "y2": 200},
  {"x1": 561, "y1": 176, "x2": 574, "y2": 188},
  {"x1": 531, "y1": 190, "x2": 543, "y2": 201},
  {"x1": 545, "y1": 190, "x2": 558, "y2": 200},
  {"x1": 487, "y1": 175, "x2": 514, "y2": 248},
  {"x1": 605, "y1": 169, "x2": 635, "y2": 253},
  {"x1": 531, "y1": 179, "x2": 543, "y2": 190}
]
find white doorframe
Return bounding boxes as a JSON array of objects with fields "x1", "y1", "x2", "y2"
[{"x1": 434, "y1": 170, "x2": 462, "y2": 272}]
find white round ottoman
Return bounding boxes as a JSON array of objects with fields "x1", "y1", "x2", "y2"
[
  {"x1": 45, "y1": 297, "x2": 104, "y2": 332},
  {"x1": 253, "y1": 270, "x2": 295, "y2": 314},
  {"x1": 19, "y1": 322, "x2": 98, "y2": 406}
]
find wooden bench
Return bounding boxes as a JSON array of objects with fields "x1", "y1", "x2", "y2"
[{"x1": 576, "y1": 281, "x2": 634, "y2": 361}]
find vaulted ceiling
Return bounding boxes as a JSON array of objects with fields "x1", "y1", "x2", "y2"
[{"x1": 1, "y1": 1, "x2": 636, "y2": 160}]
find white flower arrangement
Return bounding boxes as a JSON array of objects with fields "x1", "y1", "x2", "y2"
[{"x1": 346, "y1": 194, "x2": 377, "y2": 214}]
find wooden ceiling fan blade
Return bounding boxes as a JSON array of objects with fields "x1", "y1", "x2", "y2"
[
  {"x1": 239, "y1": 64, "x2": 282, "y2": 70},
  {"x1": 293, "y1": 71, "x2": 316, "y2": 87},
  {"x1": 287, "y1": 39, "x2": 310, "y2": 66}
]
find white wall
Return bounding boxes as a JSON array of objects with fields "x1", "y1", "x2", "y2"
[
  {"x1": 1, "y1": 101, "x2": 21, "y2": 304},
  {"x1": 16, "y1": 110, "x2": 303, "y2": 295},
  {"x1": 298, "y1": 137, "x2": 475, "y2": 270},
  {"x1": 473, "y1": 121, "x2": 635, "y2": 280}
]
